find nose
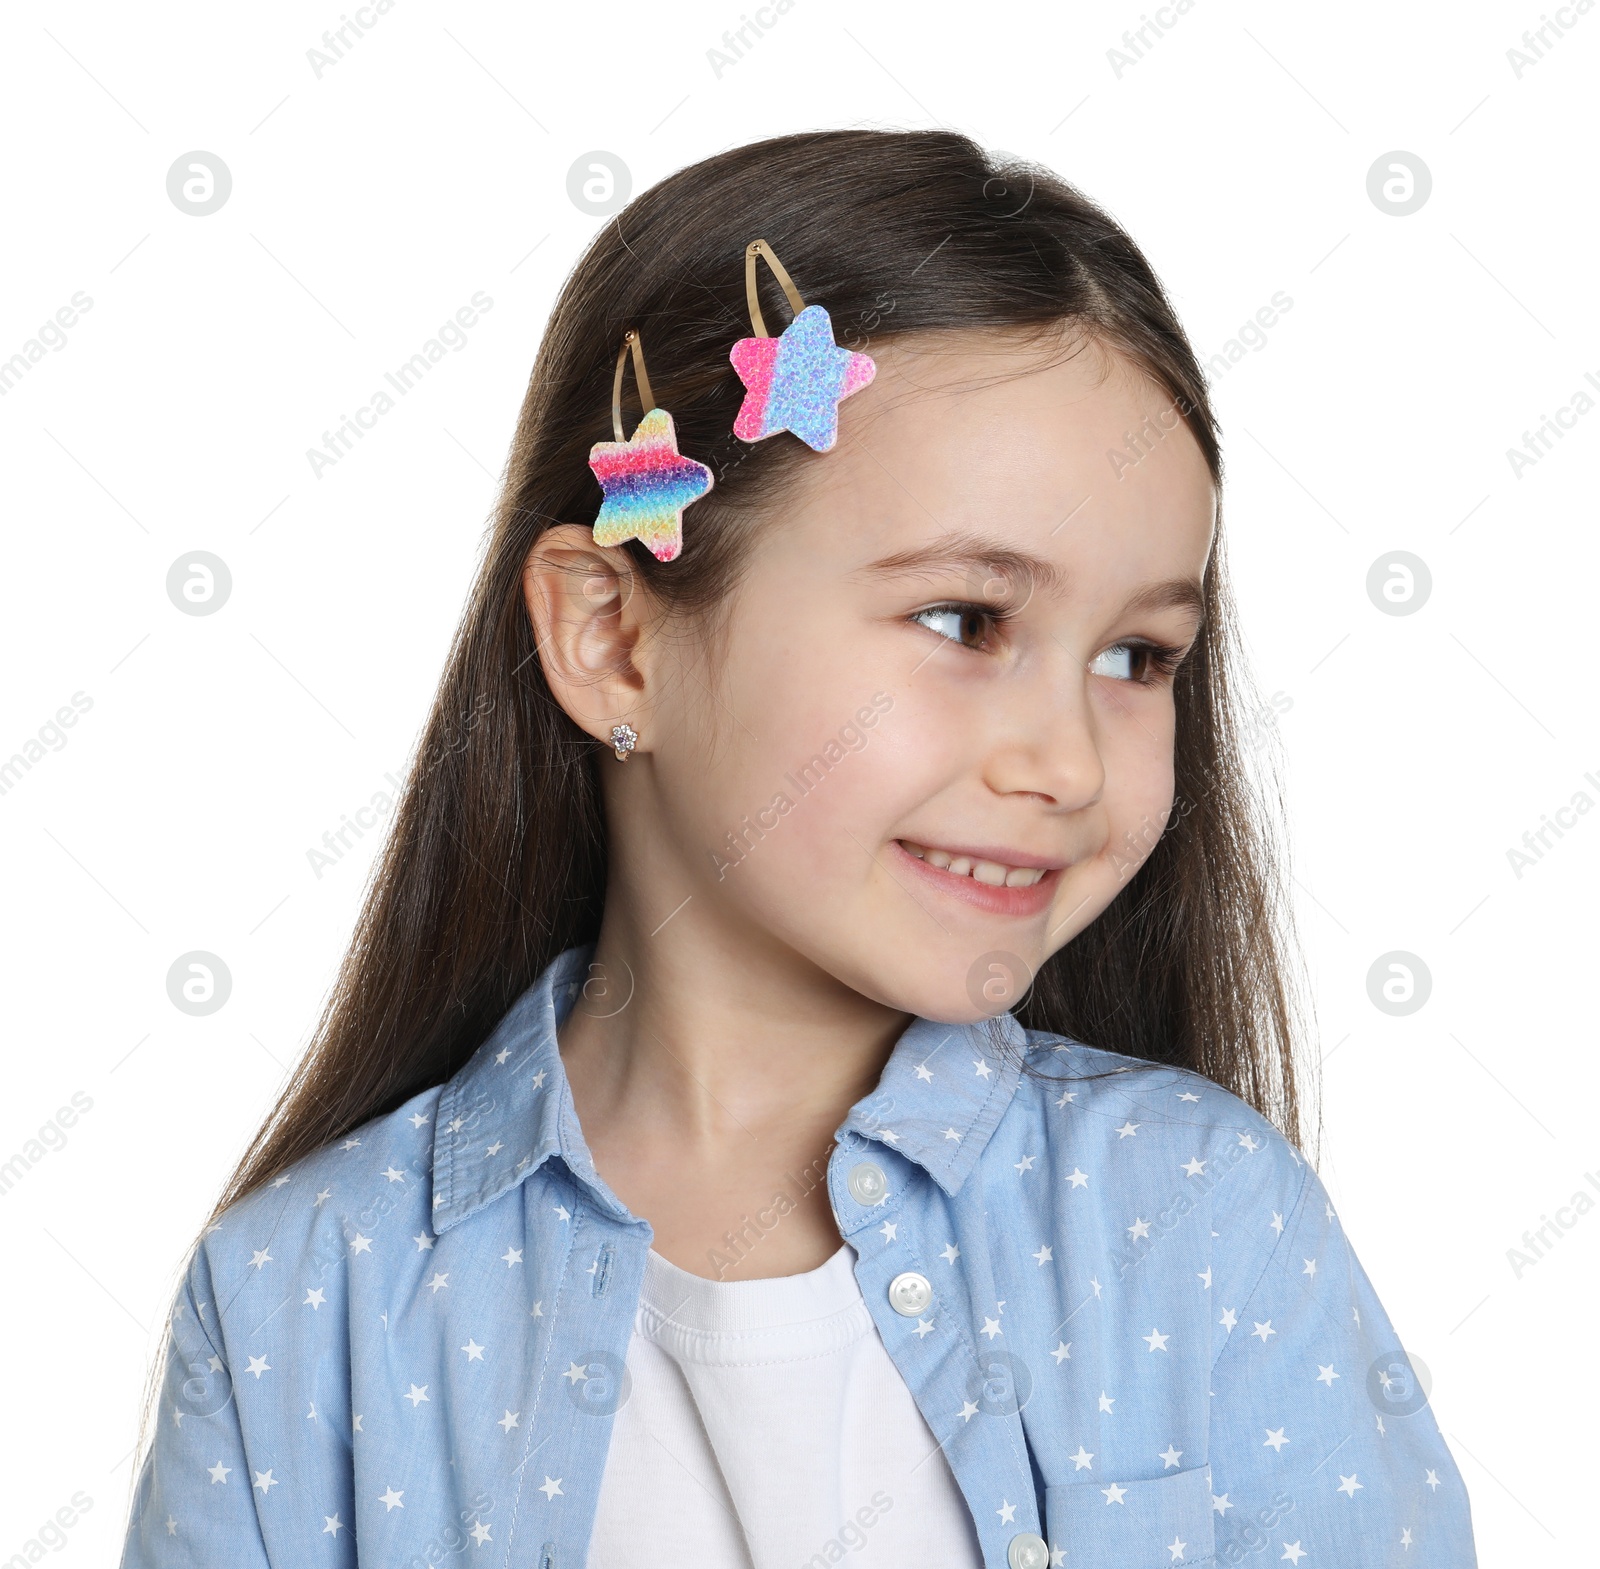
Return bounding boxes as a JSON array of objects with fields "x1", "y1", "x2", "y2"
[{"x1": 980, "y1": 663, "x2": 1106, "y2": 811}]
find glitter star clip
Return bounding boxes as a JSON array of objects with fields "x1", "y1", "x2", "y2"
[
  {"x1": 587, "y1": 329, "x2": 713, "y2": 563},
  {"x1": 729, "y1": 239, "x2": 875, "y2": 453}
]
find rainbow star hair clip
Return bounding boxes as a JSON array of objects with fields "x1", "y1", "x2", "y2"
[
  {"x1": 587, "y1": 329, "x2": 713, "y2": 563},
  {"x1": 729, "y1": 239, "x2": 875, "y2": 453}
]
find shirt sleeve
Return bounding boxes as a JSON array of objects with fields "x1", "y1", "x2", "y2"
[
  {"x1": 1206, "y1": 1154, "x2": 1477, "y2": 1567},
  {"x1": 120, "y1": 1246, "x2": 274, "y2": 1569}
]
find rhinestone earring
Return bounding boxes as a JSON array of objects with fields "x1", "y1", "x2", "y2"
[{"x1": 609, "y1": 723, "x2": 638, "y2": 762}]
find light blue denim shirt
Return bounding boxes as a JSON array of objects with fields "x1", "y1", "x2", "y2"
[{"x1": 122, "y1": 944, "x2": 1476, "y2": 1568}]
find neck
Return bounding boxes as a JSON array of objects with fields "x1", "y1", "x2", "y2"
[{"x1": 556, "y1": 872, "x2": 909, "y2": 1157}]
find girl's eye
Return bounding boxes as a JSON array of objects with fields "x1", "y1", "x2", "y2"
[
  {"x1": 1089, "y1": 639, "x2": 1186, "y2": 685},
  {"x1": 910, "y1": 603, "x2": 1001, "y2": 651}
]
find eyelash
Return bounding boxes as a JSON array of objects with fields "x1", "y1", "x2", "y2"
[
  {"x1": 1106, "y1": 640, "x2": 1187, "y2": 687},
  {"x1": 909, "y1": 601, "x2": 1188, "y2": 687},
  {"x1": 909, "y1": 601, "x2": 1015, "y2": 652}
]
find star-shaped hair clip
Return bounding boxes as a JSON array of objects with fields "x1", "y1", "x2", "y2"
[
  {"x1": 729, "y1": 239, "x2": 876, "y2": 453},
  {"x1": 587, "y1": 329, "x2": 713, "y2": 563}
]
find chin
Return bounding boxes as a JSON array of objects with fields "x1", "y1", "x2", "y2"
[{"x1": 840, "y1": 946, "x2": 1043, "y2": 1029}]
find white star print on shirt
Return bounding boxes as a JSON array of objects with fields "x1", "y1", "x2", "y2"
[{"x1": 120, "y1": 944, "x2": 1477, "y2": 1569}]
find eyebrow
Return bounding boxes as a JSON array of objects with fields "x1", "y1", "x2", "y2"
[
  {"x1": 858, "y1": 531, "x2": 1070, "y2": 595},
  {"x1": 1120, "y1": 576, "x2": 1206, "y2": 622},
  {"x1": 857, "y1": 529, "x2": 1206, "y2": 622}
]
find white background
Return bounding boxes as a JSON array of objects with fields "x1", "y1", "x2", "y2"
[{"x1": 1, "y1": 1, "x2": 1593, "y2": 1562}]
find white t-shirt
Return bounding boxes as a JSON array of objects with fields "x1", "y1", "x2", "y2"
[{"x1": 587, "y1": 1242, "x2": 985, "y2": 1568}]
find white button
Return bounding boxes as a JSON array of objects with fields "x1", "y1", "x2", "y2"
[
  {"x1": 847, "y1": 1161, "x2": 887, "y2": 1205},
  {"x1": 887, "y1": 1270, "x2": 932, "y2": 1316},
  {"x1": 1007, "y1": 1533, "x2": 1050, "y2": 1569}
]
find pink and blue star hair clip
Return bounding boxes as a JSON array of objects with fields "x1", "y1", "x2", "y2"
[
  {"x1": 586, "y1": 328, "x2": 714, "y2": 564},
  {"x1": 729, "y1": 239, "x2": 876, "y2": 453}
]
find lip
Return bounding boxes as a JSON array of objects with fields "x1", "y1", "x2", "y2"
[{"x1": 889, "y1": 838, "x2": 1064, "y2": 917}]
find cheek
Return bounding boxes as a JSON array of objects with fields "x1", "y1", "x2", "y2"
[
  {"x1": 736, "y1": 695, "x2": 910, "y2": 868},
  {"x1": 660, "y1": 632, "x2": 907, "y2": 879},
  {"x1": 691, "y1": 687, "x2": 980, "y2": 976},
  {"x1": 1095, "y1": 698, "x2": 1178, "y2": 870},
  {"x1": 758, "y1": 718, "x2": 917, "y2": 863}
]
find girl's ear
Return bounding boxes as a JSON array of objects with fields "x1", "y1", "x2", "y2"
[{"x1": 522, "y1": 524, "x2": 652, "y2": 746}]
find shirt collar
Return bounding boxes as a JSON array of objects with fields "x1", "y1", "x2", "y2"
[
  {"x1": 837, "y1": 1010, "x2": 1028, "y2": 1196},
  {"x1": 430, "y1": 944, "x2": 1028, "y2": 1233},
  {"x1": 431, "y1": 944, "x2": 631, "y2": 1235}
]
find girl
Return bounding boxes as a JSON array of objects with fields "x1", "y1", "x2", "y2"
[{"x1": 121, "y1": 129, "x2": 1476, "y2": 1568}]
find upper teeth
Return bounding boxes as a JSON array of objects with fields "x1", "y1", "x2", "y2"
[{"x1": 900, "y1": 841, "x2": 1047, "y2": 888}]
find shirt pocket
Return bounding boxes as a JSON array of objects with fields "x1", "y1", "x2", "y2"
[{"x1": 1044, "y1": 1464, "x2": 1215, "y2": 1567}]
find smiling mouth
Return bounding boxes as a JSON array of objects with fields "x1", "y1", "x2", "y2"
[{"x1": 896, "y1": 840, "x2": 1053, "y2": 888}]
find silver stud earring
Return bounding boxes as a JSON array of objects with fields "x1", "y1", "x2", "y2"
[{"x1": 609, "y1": 723, "x2": 638, "y2": 762}]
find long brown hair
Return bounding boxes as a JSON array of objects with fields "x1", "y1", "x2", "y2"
[
  {"x1": 133, "y1": 125, "x2": 1314, "y2": 1492},
  {"x1": 233, "y1": 119, "x2": 1312, "y2": 1209}
]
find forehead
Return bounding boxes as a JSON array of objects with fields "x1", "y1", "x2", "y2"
[{"x1": 783, "y1": 326, "x2": 1217, "y2": 591}]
